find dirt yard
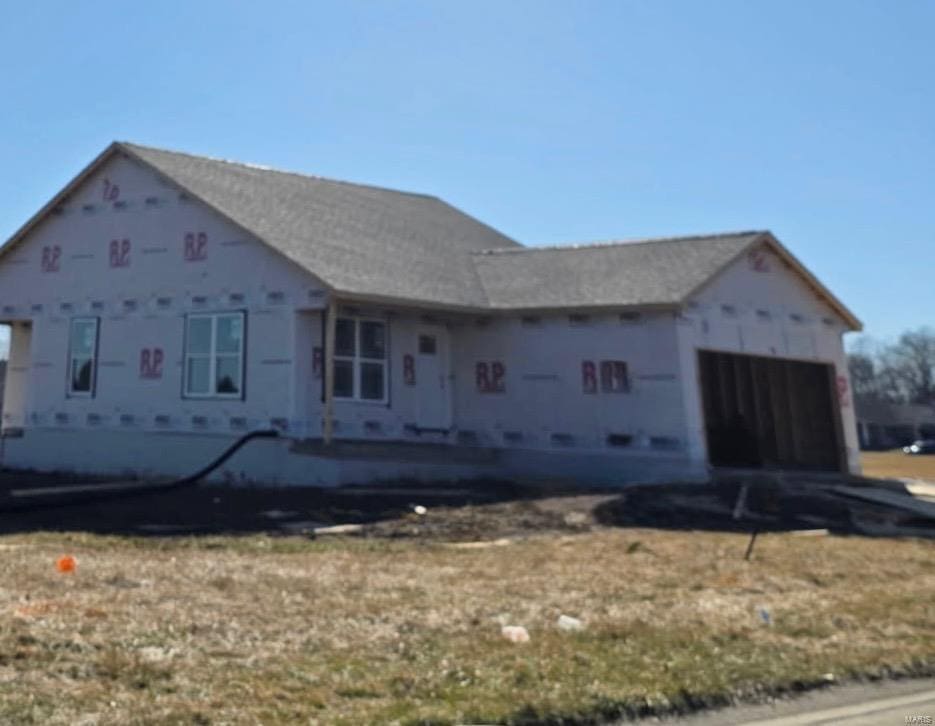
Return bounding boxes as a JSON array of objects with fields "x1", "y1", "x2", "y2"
[{"x1": 861, "y1": 450, "x2": 935, "y2": 480}]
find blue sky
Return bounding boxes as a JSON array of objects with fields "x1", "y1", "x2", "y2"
[{"x1": 0, "y1": 0, "x2": 931, "y2": 351}]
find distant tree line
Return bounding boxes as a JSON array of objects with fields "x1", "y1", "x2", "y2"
[{"x1": 847, "y1": 327, "x2": 935, "y2": 406}]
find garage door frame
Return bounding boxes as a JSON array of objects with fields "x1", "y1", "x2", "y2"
[{"x1": 697, "y1": 348, "x2": 847, "y2": 473}]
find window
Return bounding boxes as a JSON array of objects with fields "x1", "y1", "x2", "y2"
[
  {"x1": 600, "y1": 360, "x2": 630, "y2": 393},
  {"x1": 184, "y1": 312, "x2": 245, "y2": 398},
  {"x1": 67, "y1": 318, "x2": 99, "y2": 396},
  {"x1": 333, "y1": 317, "x2": 387, "y2": 402},
  {"x1": 418, "y1": 334, "x2": 436, "y2": 355}
]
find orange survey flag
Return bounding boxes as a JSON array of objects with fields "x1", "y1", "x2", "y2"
[{"x1": 55, "y1": 555, "x2": 77, "y2": 573}]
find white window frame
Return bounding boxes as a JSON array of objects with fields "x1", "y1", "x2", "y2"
[
  {"x1": 67, "y1": 317, "x2": 100, "y2": 398},
  {"x1": 333, "y1": 316, "x2": 388, "y2": 403},
  {"x1": 183, "y1": 311, "x2": 246, "y2": 399}
]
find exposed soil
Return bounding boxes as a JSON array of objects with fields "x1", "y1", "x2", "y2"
[
  {"x1": 363, "y1": 494, "x2": 615, "y2": 541},
  {"x1": 3, "y1": 462, "x2": 935, "y2": 543},
  {"x1": 0, "y1": 471, "x2": 614, "y2": 539}
]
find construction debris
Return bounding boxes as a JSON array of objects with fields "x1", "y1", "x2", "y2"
[
  {"x1": 446, "y1": 538, "x2": 512, "y2": 550},
  {"x1": 501, "y1": 625, "x2": 530, "y2": 643},
  {"x1": 594, "y1": 472, "x2": 935, "y2": 539},
  {"x1": 832, "y1": 485, "x2": 935, "y2": 519},
  {"x1": 260, "y1": 509, "x2": 300, "y2": 520},
  {"x1": 904, "y1": 479, "x2": 935, "y2": 502},
  {"x1": 313, "y1": 523, "x2": 364, "y2": 536},
  {"x1": 277, "y1": 520, "x2": 320, "y2": 534},
  {"x1": 732, "y1": 483, "x2": 749, "y2": 520},
  {"x1": 557, "y1": 614, "x2": 585, "y2": 632}
]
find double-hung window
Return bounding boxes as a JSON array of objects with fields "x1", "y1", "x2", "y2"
[
  {"x1": 184, "y1": 312, "x2": 245, "y2": 398},
  {"x1": 67, "y1": 318, "x2": 99, "y2": 396},
  {"x1": 333, "y1": 317, "x2": 387, "y2": 402}
]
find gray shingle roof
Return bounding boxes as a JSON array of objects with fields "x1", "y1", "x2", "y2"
[
  {"x1": 122, "y1": 145, "x2": 772, "y2": 312},
  {"x1": 121, "y1": 143, "x2": 522, "y2": 308},
  {"x1": 472, "y1": 232, "x2": 765, "y2": 309},
  {"x1": 0, "y1": 142, "x2": 859, "y2": 328}
]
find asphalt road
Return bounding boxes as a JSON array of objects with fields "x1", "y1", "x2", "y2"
[
  {"x1": 740, "y1": 691, "x2": 935, "y2": 725},
  {"x1": 652, "y1": 678, "x2": 935, "y2": 725}
]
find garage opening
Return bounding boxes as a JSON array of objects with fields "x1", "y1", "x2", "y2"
[{"x1": 698, "y1": 349, "x2": 844, "y2": 472}]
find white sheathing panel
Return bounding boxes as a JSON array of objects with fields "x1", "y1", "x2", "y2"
[
  {"x1": 450, "y1": 312, "x2": 691, "y2": 458},
  {"x1": 0, "y1": 151, "x2": 859, "y2": 483},
  {"x1": 676, "y1": 243, "x2": 860, "y2": 473},
  {"x1": 0, "y1": 152, "x2": 327, "y2": 437}
]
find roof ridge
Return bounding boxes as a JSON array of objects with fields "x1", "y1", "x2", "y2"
[
  {"x1": 118, "y1": 141, "x2": 440, "y2": 201},
  {"x1": 473, "y1": 230, "x2": 767, "y2": 256}
]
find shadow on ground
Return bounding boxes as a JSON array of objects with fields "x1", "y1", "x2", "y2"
[
  {"x1": 1, "y1": 467, "x2": 932, "y2": 541},
  {"x1": 594, "y1": 474, "x2": 935, "y2": 539},
  {"x1": 0, "y1": 469, "x2": 586, "y2": 538}
]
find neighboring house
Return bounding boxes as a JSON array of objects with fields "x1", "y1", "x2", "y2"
[
  {"x1": 0, "y1": 142, "x2": 862, "y2": 484},
  {"x1": 854, "y1": 398, "x2": 935, "y2": 449}
]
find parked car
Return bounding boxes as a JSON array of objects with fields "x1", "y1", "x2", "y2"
[{"x1": 903, "y1": 439, "x2": 935, "y2": 455}]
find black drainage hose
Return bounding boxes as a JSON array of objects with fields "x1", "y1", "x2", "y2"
[
  {"x1": 170, "y1": 429, "x2": 280, "y2": 487},
  {"x1": 0, "y1": 429, "x2": 280, "y2": 514}
]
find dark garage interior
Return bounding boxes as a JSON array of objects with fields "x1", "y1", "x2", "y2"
[{"x1": 698, "y1": 349, "x2": 844, "y2": 472}]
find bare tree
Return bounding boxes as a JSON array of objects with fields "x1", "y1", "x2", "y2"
[
  {"x1": 846, "y1": 335, "x2": 904, "y2": 404},
  {"x1": 888, "y1": 328, "x2": 935, "y2": 405},
  {"x1": 847, "y1": 329, "x2": 935, "y2": 407},
  {"x1": 847, "y1": 352, "x2": 879, "y2": 400}
]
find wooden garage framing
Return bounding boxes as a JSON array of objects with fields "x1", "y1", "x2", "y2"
[{"x1": 698, "y1": 349, "x2": 846, "y2": 472}]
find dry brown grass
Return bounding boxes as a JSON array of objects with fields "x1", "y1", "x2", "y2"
[
  {"x1": 861, "y1": 451, "x2": 935, "y2": 481},
  {"x1": 2, "y1": 528, "x2": 935, "y2": 725}
]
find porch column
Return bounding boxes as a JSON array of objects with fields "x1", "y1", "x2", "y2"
[{"x1": 323, "y1": 298, "x2": 337, "y2": 445}]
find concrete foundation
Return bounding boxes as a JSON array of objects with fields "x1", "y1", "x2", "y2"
[{"x1": 0, "y1": 428, "x2": 708, "y2": 487}]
